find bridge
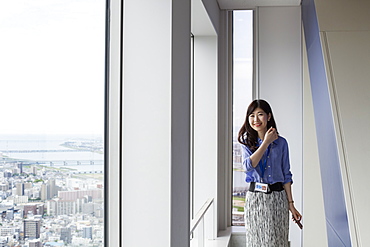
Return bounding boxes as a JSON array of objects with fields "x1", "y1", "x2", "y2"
[
  {"x1": 1, "y1": 158, "x2": 103, "y2": 166},
  {"x1": 0, "y1": 149, "x2": 91, "y2": 153}
]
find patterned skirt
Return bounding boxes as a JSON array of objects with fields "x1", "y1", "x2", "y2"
[{"x1": 244, "y1": 190, "x2": 289, "y2": 247}]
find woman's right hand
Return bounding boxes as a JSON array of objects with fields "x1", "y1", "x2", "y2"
[{"x1": 264, "y1": 127, "x2": 278, "y2": 144}]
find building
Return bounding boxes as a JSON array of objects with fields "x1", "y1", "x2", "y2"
[
  {"x1": 46, "y1": 200, "x2": 57, "y2": 216},
  {"x1": 5, "y1": 208, "x2": 14, "y2": 220},
  {"x1": 17, "y1": 163, "x2": 23, "y2": 174},
  {"x1": 23, "y1": 204, "x2": 37, "y2": 217},
  {"x1": 0, "y1": 183, "x2": 8, "y2": 192},
  {"x1": 3, "y1": 171, "x2": 11, "y2": 178},
  {"x1": 82, "y1": 226, "x2": 92, "y2": 239},
  {"x1": 23, "y1": 204, "x2": 44, "y2": 217},
  {"x1": 24, "y1": 182, "x2": 32, "y2": 190},
  {"x1": 23, "y1": 218, "x2": 41, "y2": 239},
  {"x1": 47, "y1": 179, "x2": 56, "y2": 199},
  {"x1": 28, "y1": 239, "x2": 42, "y2": 247},
  {"x1": 9, "y1": 195, "x2": 28, "y2": 204},
  {"x1": 15, "y1": 183, "x2": 24, "y2": 196},
  {"x1": 60, "y1": 227, "x2": 71, "y2": 244},
  {"x1": 40, "y1": 183, "x2": 47, "y2": 201},
  {"x1": 56, "y1": 200, "x2": 76, "y2": 216},
  {"x1": 0, "y1": 228, "x2": 14, "y2": 237},
  {"x1": 58, "y1": 190, "x2": 102, "y2": 201},
  {"x1": 31, "y1": 166, "x2": 37, "y2": 175},
  {"x1": 47, "y1": 199, "x2": 76, "y2": 216}
]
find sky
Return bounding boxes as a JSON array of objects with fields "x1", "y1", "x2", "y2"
[
  {"x1": 233, "y1": 10, "x2": 253, "y2": 133},
  {"x1": 0, "y1": 0, "x2": 105, "y2": 135},
  {"x1": 0, "y1": 2, "x2": 252, "y2": 137}
]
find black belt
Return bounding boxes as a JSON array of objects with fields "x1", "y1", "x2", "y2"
[{"x1": 249, "y1": 182, "x2": 284, "y2": 194}]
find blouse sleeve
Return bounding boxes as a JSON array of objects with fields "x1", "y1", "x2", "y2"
[
  {"x1": 240, "y1": 144, "x2": 255, "y2": 172},
  {"x1": 281, "y1": 138, "x2": 293, "y2": 184}
]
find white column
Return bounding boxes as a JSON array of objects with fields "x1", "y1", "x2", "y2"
[
  {"x1": 121, "y1": 0, "x2": 190, "y2": 246},
  {"x1": 107, "y1": 0, "x2": 122, "y2": 245}
]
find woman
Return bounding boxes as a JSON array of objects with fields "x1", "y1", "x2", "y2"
[{"x1": 238, "y1": 99, "x2": 302, "y2": 247}]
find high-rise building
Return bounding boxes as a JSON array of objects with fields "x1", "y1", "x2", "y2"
[
  {"x1": 82, "y1": 226, "x2": 92, "y2": 239},
  {"x1": 47, "y1": 179, "x2": 56, "y2": 199},
  {"x1": 17, "y1": 163, "x2": 23, "y2": 174},
  {"x1": 41, "y1": 183, "x2": 47, "y2": 201},
  {"x1": 31, "y1": 166, "x2": 37, "y2": 175},
  {"x1": 46, "y1": 200, "x2": 57, "y2": 216},
  {"x1": 23, "y1": 218, "x2": 41, "y2": 239},
  {"x1": 60, "y1": 227, "x2": 72, "y2": 244},
  {"x1": 16, "y1": 183, "x2": 24, "y2": 196}
]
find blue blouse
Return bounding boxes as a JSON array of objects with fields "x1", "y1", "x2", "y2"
[{"x1": 240, "y1": 136, "x2": 293, "y2": 185}]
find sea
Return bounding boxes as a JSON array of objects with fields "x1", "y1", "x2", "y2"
[
  {"x1": 0, "y1": 134, "x2": 249, "y2": 185},
  {"x1": 0, "y1": 134, "x2": 104, "y2": 173}
]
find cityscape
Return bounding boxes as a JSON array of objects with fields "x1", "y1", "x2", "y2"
[
  {"x1": 232, "y1": 139, "x2": 248, "y2": 226},
  {"x1": 0, "y1": 137, "x2": 104, "y2": 247}
]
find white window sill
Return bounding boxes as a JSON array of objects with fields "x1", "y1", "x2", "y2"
[{"x1": 190, "y1": 226, "x2": 246, "y2": 247}]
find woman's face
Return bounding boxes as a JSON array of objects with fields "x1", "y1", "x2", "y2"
[{"x1": 248, "y1": 107, "x2": 270, "y2": 133}]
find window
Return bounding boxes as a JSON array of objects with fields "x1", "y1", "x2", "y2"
[
  {"x1": 0, "y1": 1, "x2": 105, "y2": 246},
  {"x1": 232, "y1": 10, "x2": 253, "y2": 226}
]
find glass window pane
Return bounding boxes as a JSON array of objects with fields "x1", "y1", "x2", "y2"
[
  {"x1": 0, "y1": 1, "x2": 105, "y2": 246},
  {"x1": 232, "y1": 10, "x2": 253, "y2": 226}
]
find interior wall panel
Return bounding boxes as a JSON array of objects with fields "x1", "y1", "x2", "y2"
[
  {"x1": 257, "y1": 6, "x2": 302, "y2": 246},
  {"x1": 325, "y1": 31, "x2": 370, "y2": 246},
  {"x1": 302, "y1": 32, "x2": 328, "y2": 247},
  {"x1": 303, "y1": 0, "x2": 370, "y2": 246},
  {"x1": 302, "y1": 0, "x2": 352, "y2": 244}
]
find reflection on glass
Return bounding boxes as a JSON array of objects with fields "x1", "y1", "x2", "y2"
[
  {"x1": 0, "y1": 1, "x2": 105, "y2": 246},
  {"x1": 232, "y1": 10, "x2": 253, "y2": 226}
]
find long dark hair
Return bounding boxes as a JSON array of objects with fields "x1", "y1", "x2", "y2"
[{"x1": 238, "y1": 99, "x2": 278, "y2": 151}]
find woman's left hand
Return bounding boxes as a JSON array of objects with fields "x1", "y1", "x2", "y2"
[{"x1": 289, "y1": 203, "x2": 302, "y2": 221}]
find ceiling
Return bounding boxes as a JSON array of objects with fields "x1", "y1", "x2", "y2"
[
  {"x1": 217, "y1": 0, "x2": 301, "y2": 9},
  {"x1": 191, "y1": 0, "x2": 302, "y2": 36}
]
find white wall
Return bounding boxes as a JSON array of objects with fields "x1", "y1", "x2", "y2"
[
  {"x1": 323, "y1": 31, "x2": 370, "y2": 247},
  {"x1": 200, "y1": 0, "x2": 233, "y2": 233},
  {"x1": 308, "y1": 0, "x2": 370, "y2": 245},
  {"x1": 257, "y1": 6, "x2": 303, "y2": 247},
  {"x1": 193, "y1": 35, "x2": 218, "y2": 241},
  {"x1": 191, "y1": 0, "x2": 220, "y2": 242},
  {"x1": 302, "y1": 33, "x2": 328, "y2": 247}
]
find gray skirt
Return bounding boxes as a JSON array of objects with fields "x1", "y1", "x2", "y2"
[{"x1": 244, "y1": 190, "x2": 289, "y2": 247}]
